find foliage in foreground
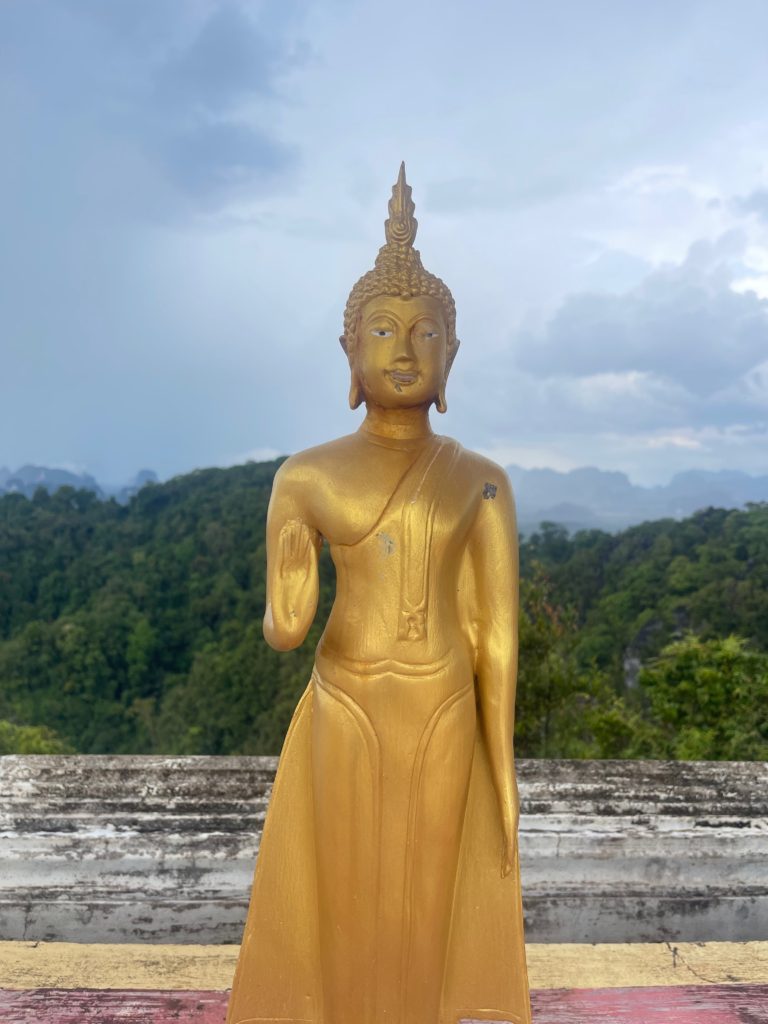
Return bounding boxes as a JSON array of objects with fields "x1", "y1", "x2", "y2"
[
  {"x1": 636, "y1": 634, "x2": 768, "y2": 760},
  {"x1": 0, "y1": 719, "x2": 74, "y2": 755}
]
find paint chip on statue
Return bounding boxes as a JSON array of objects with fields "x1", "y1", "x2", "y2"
[{"x1": 377, "y1": 532, "x2": 396, "y2": 556}]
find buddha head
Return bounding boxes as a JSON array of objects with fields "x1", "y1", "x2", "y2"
[{"x1": 340, "y1": 164, "x2": 460, "y2": 414}]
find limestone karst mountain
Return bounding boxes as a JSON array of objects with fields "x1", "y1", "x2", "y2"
[
  {"x1": 2, "y1": 461, "x2": 766, "y2": 530},
  {"x1": 508, "y1": 465, "x2": 768, "y2": 533},
  {"x1": 0, "y1": 464, "x2": 104, "y2": 499},
  {"x1": 0, "y1": 466, "x2": 157, "y2": 504}
]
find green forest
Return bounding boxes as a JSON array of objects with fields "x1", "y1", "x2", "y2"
[{"x1": 1, "y1": 460, "x2": 767, "y2": 759}]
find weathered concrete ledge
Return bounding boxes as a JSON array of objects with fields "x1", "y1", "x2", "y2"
[{"x1": 0, "y1": 756, "x2": 766, "y2": 944}]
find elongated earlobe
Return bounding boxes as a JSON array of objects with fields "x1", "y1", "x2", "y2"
[
  {"x1": 349, "y1": 372, "x2": 365, "y2": 409},
  {"x1": 435, "y1": 385, "x2": 447, "y2": 414}
]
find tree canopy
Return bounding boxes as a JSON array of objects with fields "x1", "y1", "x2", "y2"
[{"x1": 1, "y1": 464, "x2": 766, "y2": 758}]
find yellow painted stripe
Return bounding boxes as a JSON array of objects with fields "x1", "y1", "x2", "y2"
[
  {"x1": 526, "y1": 940, "x2": 768, "y2": 989},
  {"x1": 0, "y1": 941, "x2": 239, "y2": 992},
  {"x1": 0, "y1": 940, "x2": 766, "y2": 992}
]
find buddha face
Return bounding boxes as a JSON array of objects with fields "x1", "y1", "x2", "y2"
[{"x1": 353, "y1": 295, "x2": 448, "y2": 410}]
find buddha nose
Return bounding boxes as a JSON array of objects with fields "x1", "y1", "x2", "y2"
[{"x1": 392, "y1": 326, "x2": 416, "y2": 364}]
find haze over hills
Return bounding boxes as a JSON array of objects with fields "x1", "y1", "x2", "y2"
[
  {"x1": 508, "y1": 465, "x2": 768, "y2": 532},
  {"x1": 0, "y1": 466, "x2": 158, "y2": 505},
  {"x1": 2, "y1": 462, "x2": 767, "y2": 532}
]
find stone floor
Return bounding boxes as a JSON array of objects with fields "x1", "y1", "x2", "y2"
[
  {"x1": 0, "y1": 941, "x2": 766, "y2": 1023},
  {"x1": 0, "y1": 985, "x2": 767, "y2": 1023}
]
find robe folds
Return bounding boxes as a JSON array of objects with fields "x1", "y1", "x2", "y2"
[{"x1": 226, "y1": 437, "x2": 531, "y2": 1024}]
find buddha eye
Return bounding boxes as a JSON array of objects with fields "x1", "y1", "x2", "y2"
[{"x1": 371, "y1": 328, "x2": 393, "y2": 338}]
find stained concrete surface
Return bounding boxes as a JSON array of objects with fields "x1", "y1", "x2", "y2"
[{"x1": 1, "y1": 756, "x2": 766, "y2": 944}]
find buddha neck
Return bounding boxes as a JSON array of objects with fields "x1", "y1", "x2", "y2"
[{"x1": 359, "y1": 402, "x2": 434, "y2": 442}]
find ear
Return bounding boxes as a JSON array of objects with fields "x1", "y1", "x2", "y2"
[
  {"x1": 435, "y1": 337, "x2": 459, "y2": 414},
  {"x1": 445, "y1": 337, "x2": 460, "y2": 375},
  {"x1": 348, "y1": 371, "x2": 365, "y2": 409},
  {"x1": 340, "y1": 333, "x2": 364, "y2": 408}
]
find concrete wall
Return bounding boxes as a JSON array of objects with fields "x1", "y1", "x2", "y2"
[{"x1": 0, "y1": 756, "x2": 766, "y2": 944}]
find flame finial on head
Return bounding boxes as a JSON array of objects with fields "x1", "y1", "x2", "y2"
[
  {"x1": 342, "y1": 163, "x2": 455, "y2": 336},
  {"x1": 384, "y1": 162, "x2": 418, "y2": 248}
]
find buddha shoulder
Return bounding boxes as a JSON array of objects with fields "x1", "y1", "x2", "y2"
[
  {"x1": 270, "y1": 434, "x2": 367, "y2": 511},
  {"x1": 451, "y1": 446, "x2": 516, "y2": 514},
  {"x1": 274, "y1": 434, "x2": 365, "y2": 484}
]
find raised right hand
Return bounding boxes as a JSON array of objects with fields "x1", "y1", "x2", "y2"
[{"x1": 277, "y1": 519, "x2": 320, "y2": 580}]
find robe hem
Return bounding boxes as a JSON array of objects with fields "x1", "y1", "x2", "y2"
[
  {"x1": 231, "y1": 1018, "x2": 313, "y2": 1024},
  {"x1": 451, "y1": 1012, "x2": 526, "y2": 1024},
  {"x1": 231, "y1": 1015, "x2": 524, "y2": 1024}
]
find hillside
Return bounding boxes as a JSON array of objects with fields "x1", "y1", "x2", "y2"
[{"x1": 0, "y1": 462, "x2": 766, "y2": 758}]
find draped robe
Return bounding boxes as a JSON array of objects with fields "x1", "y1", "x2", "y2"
[{"x1": 226, "y1": 437, "x2": 531, "y2": 1024}]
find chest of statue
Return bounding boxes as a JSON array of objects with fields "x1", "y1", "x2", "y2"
[
  {"x1": 321, "y1": 437, "x2": 477, "y2": 651},
  {"x1": 313, "y1": 435, "x2": 474, "y2": 550}
]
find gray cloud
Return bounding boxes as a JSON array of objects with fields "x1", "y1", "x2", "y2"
[
  {"x1": 4, "y1": 0, "x2": 768, "y2": 487},
  {"x1": 152, "y1": 120, "x2": 296, "y2": 200},
  {"x1": 140, "y1": 3, "x2": 302, "y2": 200},
  {"x1": 155, "y1": 4, "x2": 281, "y2": 106},
  {"x1": 515, "y1": 234, "x2": 768, "y2": 397},
  {"x1": 0, "y1": 0, "x2": 311, "y2": 485},
  {"x1": 450, "y1": 234, "x2": 768, "y2": 469},
  {"x1": 734, "y1": 188, "x2": 768, "y2": 223},
  {"x1": 0, "y1": 1, "x2": 303, "y2": 215},
  {"x1": 150, "y1": 7, "x2": 304, "y2": 205}
]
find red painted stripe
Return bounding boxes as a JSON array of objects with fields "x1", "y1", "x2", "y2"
[
  {"x1": 0, "y1": 985, "x2": 766, "y2": 1023},
  {"x1": 0, "y1": 989, "x2": 226, "y2": 1023},
  {"x1": 533, "y1": 985, "x2": 768, "y2": 1023}
]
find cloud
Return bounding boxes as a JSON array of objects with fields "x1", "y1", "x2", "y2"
[
  {"x1": 0, "y1": 1, "x2": 304, "y2": 217},
  {"x1": 734, "y1": 188, "x2": 768, "y2": 222},
  {"x1": 5, "y1": 0, "x2": 768, "y2": 488},
  {"x1": 154, "y1": 120, "x2": 296, "y2": 200},
  {"x1": 0, "y1": 0, "x2": 312, "y2": 485},
  {"x1": 140, "y1": 2, "x2": 302, "y2": 201},
  {"x1": 515, "y1": 233, "x2": 768, "y2": 397},
  {"x1": 154, "y1": 4, "x2": 283, "y2": 107},
  {"x1": 644, "y1": 433, "x2": 703, "y2": 450},
  {"x1": 451, "y1": 231, "x2": 768, "y2": 486}
]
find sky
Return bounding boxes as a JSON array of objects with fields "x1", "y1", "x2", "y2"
[{"x1": 2, "y1": 0, "x2": 768, "y2": 487}]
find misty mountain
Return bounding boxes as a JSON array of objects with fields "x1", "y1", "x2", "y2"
[
  {"x1": 0, "y1": 466, "x2": 157, "y2": 503},
  {"x1": 508, "y1": 465, "x2": 768, "y2": 533},
  {"x1": 0, "y1": 465, "x2": 105, "y2": 499},
  {"x1": 3, "y1": 461, "x2": 767, "y2": 533},
  {"x1": 113, "y1": 469, "x2": 160, "y2": 504}
]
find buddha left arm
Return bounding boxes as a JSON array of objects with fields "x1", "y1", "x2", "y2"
[{"x1": 468, "y1": 471, "x2": 521, "y2": 877}]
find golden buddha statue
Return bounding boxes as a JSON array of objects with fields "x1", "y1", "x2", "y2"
[{"x1": 226, "y1": 165, "x2": 531, "y2": 1024}]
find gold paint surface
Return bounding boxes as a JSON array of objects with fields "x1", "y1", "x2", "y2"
[
  {"x1": 0, "y1": 941, "x2": 766, "y2": 992},
  {"x1": 228, "y1": 166, "x2": 530, "y2": 1024}
]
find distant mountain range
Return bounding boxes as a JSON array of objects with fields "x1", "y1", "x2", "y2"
[
  {"x1": 0, "y1": 465, "x2": 158, "y2": 505},
  {"x1": 507, "y1": 465, "x2": 768, "y2": 533},
  {"x1": 2, "y1": 461, "x2": 767, "y2": 533}
]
